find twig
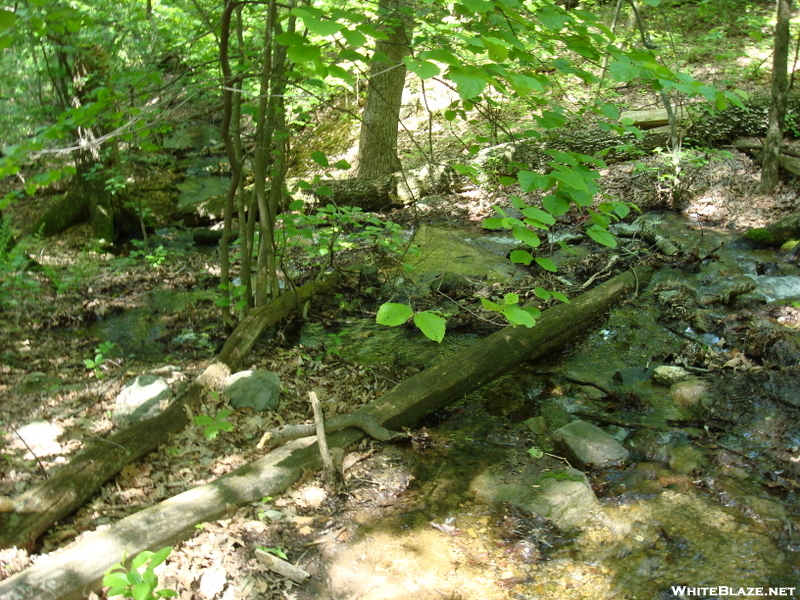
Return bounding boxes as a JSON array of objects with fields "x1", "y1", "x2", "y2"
[
  {"x1": 309, "y1": 391, "x2": 344, "y2": 490},
  {"x1": 10, "y1": 425, "x2": 49, "y2": 479}
]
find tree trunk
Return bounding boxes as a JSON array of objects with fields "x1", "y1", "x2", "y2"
[
  {"x1": 0, "y1": 266, "x2": 652, "y2": 600},
  {"x1": 356, "y1": 0, "x2": 414, "y2": 179},
  {"x1": 759, "y1": 0, "x2": 792, "y2": 193},
  {"x1": 0, "y1": 273, "x2": 340, "y2": 552}
]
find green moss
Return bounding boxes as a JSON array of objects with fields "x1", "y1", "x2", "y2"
[
  {"x1": 744, "y1": 228, "x2": 778, "y2": 245},
  {"x1": 780, "y1": 239, "x2": 799, "y2": 252}
]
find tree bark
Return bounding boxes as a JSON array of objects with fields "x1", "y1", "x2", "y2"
[
  {"x1": 759, "y1": 0, "x2": 792, "y2": 193},
  {"x1": 356, "y1": 0, "x2": 414, "y2": 179},
  {"x1": 0, "y1": 265, "x2": 652, "y2": 600},
  {"x1": 0, "y1": 273, "x2": 340, "y2": 552}
]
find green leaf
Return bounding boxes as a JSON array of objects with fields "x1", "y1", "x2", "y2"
[
  {"x1": 404, "y1": 57, "x2": 440, "y2": 79},
  {"x1": 315, "y1": 185, "x2": 332, "y2": 197},
  {"x1": 534, "y1": 287, "x2": 551, "y2": 300},
  {"x1": 102, "y1": 573, "x2": 132, "y2": 588},
  {"x1": 535, "y1": 257, "x2": 558, "y2": 272},
  {"x1": 503, "y1": 292, "x2": 520, "y2": 304},
  {"x1": 483, "y1": 217, "x2": 504, "y2": 229},
  {"x1": 480, "y1": 297, "x2": 503, "y2": 312},
  {"x1": 518, "y1": 170, "x2": 549, "y2": 192},
  {"x1": 131, "y1": 551, "x2": 154, "y2": 570},
  {"x1": 482, "y1": 36, "x2": 509, "y2": 62},
  {"x1": 333, "y1": 159, "x2": 351, "y2": 170},
  {"x1": 414, "y1": 311, "x2": 446, "y2": 343},
  {"x1": 542, "y1": 194, "x2": 570, "y2": 217},
  {"x1": 275, "y1": 32, "x2": 307, "y2": 46},
  {"x1": 507, "y1": 73, "x2": 544, "y2": 96},
  {"x1": 194, "y1": 415, "x2": 215, "y2": 427},
  {"x1": 341, "y1": 29, "x2": 367, "y2": 48},
  {"x1": 0, "y1": 9, "x2": 18, "y2": 31},
  {"x1": 504, "y1": 305, "x2": 537, "y2": 327},
  {"x1": 287, "y1": 44, "x2": 320, "y2": 63},
  {"x1": 132, "y1": 581, "x2": 154, "y2": 600},
  {"x1": 552, "y1": 291, "x2": 569, "y2": 303},
  {"x1": 448, "y1": 67, "x2": 486, "y2": 100},
  {"x1": 509, "y1": 249, "x2": 533, "y2": 265},
  {"x1": 512, "y1": 225, "x2": 541, "y2": 248},
  {"x1": 498, "y1": 176, "x2": 516, "y2": 186},
  {"x1": 310, "y1": 151, "x2": 328, "y2": 167},
  {"x1": 376, "y1": 303, "x2": 413, "y2": 327},
  {"x1": 527, "y1": 446, "x2": 544, "y2": 458},
  {"x1": 301, "y1": 15, "x2": 342, "y2": 36},
  {"x1": 521, "y1": 207, "x2": 556, "y2": 225},
  {"x1": 586, "y1": 226, "x2": 618, "y2": 248},
  {"x1": 551, "y1": 167, "x2": 588, "y2": 192}
]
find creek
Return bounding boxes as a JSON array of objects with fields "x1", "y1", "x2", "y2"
[{"x1": 84, "y1": 213, "x2": 800, "y2": 598}]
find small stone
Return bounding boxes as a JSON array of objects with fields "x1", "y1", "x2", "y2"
[
  {"x1": 224, "y1": 370, "x2": 281, "y2": 412},
  {"x1": 552, "y1": 420, "x2": 629, "y2": 470},
  {"x1": 653, "y1": 365, "x2": 692, "y2": 386},
  {"x1": 670, "y1": 378, "x2": 710, "y2": 414}
]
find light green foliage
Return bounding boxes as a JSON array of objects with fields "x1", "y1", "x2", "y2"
[
  {"x1": 480, "y1": 293, "x2": 542, "y2": 328},
  {"x1": 104, "y1": 547, "x2": 177, "y2": 600},
  {"x1": 260, "y1": 546, "x2": 288, "y2": 560},
  {"x1": 129, "y1": 241, "x2": 168, "y2": 269},
  {"x1": 277, "y1": 200, "x2": 405, "y2": 263},
  {"x1": 194, "y1": 409, "x2": 234, "y2": 441},
  {"x1": 376, "y1": 303, "x2": 447, "y2": 343},
  {"x1": 215, "y1": 282, "x2": 248, "y2": 311},
  {"x1": 527, "y1": 446, "x2": 544, "y2": 459},
  {"x1": 84, "y1": 341, "x2": 117, "y2": 377}
]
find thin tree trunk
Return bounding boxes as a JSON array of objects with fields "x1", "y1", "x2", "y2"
[
  {"x1": 760, "y1": 0, "x2": 792, "y2": 193},
  {"x1": 356, "y1": 0, "x2": 414, "y2": 179}
]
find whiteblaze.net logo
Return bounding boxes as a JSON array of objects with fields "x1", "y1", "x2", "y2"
[{"x1": 670, "y1": 587, "x2": 797, "y2": 597}]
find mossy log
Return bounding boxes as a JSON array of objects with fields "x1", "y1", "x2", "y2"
[
  {"x1": 0, "y1": 265, "x2": 652, "y2": 600},
  {"x1": 0, "y1": 272, "x2": 340, "y2": 553}
]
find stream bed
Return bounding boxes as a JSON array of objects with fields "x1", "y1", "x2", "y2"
[{"x1": 286, "y1": 215, "x2": 800, "y2": 599}]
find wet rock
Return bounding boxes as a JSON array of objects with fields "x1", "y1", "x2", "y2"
[
  {"x1": 667, "y1": 438, "x2": 707, "y2": 475},
  {"x1": 626, "y1": 429, "x2": 673, "y2": 463},
  {"x1": 669, "y1": 377, "x2": 712, "y2": 415},
  {"x1": 470, "y1": 468, "x2": 599, "y2": 530},
  {"x1": 524, "y1": 470, "x2": 600, "y2": 530},
  {"x1": 224, "y1": 370, "x2": 281, "y2": 412},
  {"x1": 112, "y1": 375, "x2": 173, "y2": 427},
  {"x1": 523, "y1": 416, "x2": 548, "y2": 435},
  {"x1": 652, "y1": 365, "x2": 692, "y2": 386},
  {"x1": 552, "y1": 420, "x2": 629, "y2": 469}
]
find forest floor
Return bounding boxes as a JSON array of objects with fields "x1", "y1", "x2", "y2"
[{"x1": 1, "y1": 138, "x2": 800, "y2": 599}]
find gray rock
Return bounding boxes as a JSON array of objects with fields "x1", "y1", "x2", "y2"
[
  {"x1": 113, "y1": 375, "x2": 172, "y2": 427},
  {"x1": 470, "y1": 468, "x2": 598, "y2": 530},
  {"x1": 224, "y1": 370, "x2": 281, "y2": 412},
  {"x1": 552, "y1": 419, "x2": 629, "y2": 470}
]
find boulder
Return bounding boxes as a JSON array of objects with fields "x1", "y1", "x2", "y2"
[{"x1": 112, "y1": 375, "x2": 172, "y2": 427}]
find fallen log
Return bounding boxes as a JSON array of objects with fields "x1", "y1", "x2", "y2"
[
  {"x1": 0, "y1": 265, "x2": 652, "y2": 600},
  {"x1": 0, "y1": 272, "x2": 340, "y2": 552}
]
